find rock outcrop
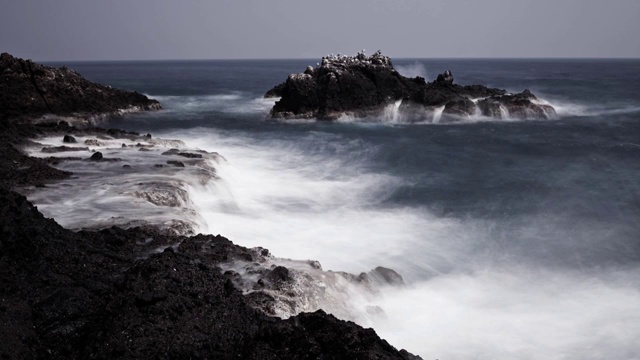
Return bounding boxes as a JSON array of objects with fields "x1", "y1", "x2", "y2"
[
  {"x1": 0, "y1": 52, "x2": 162, "y2": 121},
  {"x1": 266, "y1": 51, "x2": 556, "y2": 122},
  {"x1": 0, "y1": 188, "x2": 421, "y2": 359}
]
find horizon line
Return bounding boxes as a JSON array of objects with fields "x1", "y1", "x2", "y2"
[{"x1": 33, "y1": 56, "x2": 640, "y2": 63}]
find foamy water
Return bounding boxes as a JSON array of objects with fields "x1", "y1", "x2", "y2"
[
  {"x1": 157, "y1": 121, "x2": 640, "y2": 359},
  {"x1": 27, "y1": 58, "x2": 640, "y2": 359}
]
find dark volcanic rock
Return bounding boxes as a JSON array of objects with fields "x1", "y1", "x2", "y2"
[
  {"x1": 42, "y1": 145, "x2": 89, "y2": 153},
  {"x1": 435, "y1": 70, "x2": 454, "y2": 85},
  {"x1": 268, "y1": 51, "x2": 420, "y2": 120},
  {"x1": 0, "y1": 189, "x2": 422, "y2": 359},
  {"x1": 267, "y1": 51, "x2": 556, "y2": 121},
  {"x1": 167, "y1": 160, "x2": 186, "y2": 167},
  {"x1": 264, "y1": 82, "x2": 285, "y2": 98},
  {"x1": 0, "y1": 52, "x2": 162, "y2": 121},
  {"x1": 89, "y1": 151, "x2": 103, "y2": 161},
  {"x1": 62, "y1": 134, "x2": 77, "y2": 143},
  {"x1": 442, "y1": 97, "x2": 477, "y2": 120},
  {"x1": 477, "y1": 89, "x2": 557, "y2": 119},
  {"x1": 162, "y1": 148, "x2": 203, "y2": 158}
]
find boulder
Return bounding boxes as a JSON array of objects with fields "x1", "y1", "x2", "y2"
[{"x1": 435, "y1": 70, "x2": 454, "y2": 85}]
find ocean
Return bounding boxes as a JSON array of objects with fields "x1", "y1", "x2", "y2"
[{"x1": 36, "y1": 58, "x2": 640, "y2": 359}]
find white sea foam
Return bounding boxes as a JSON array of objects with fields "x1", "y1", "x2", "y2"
[
  {"x1": 26, "y1": 93, "x2": 640, "y2": 359},
  {"x1": 23, "y1": 134, "x2": 218, "y2": 234},
  {"x1": 146, "y1": 93, "x2": 277, "y2": 115},
  {"x1": 154, "y1": 124, "x2": 640, "y2": 360}
]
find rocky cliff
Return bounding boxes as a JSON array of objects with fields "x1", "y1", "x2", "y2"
[{"x1": 0, "y1": 52, "x2": 161, "y2": 121}]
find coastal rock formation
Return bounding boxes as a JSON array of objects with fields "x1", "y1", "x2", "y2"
[
  {"x1": 0, "y1": 52, "x2": 161, "y2": 121},
  {"x1": 220, "y1": 252, "x2": 406, "y2": 321},
  {"x1": 266, "y1": 51, "x2": 556, "y2": 121},
  {"x1": 0, "y1": 187, "x2": 421, "y2": 359}
]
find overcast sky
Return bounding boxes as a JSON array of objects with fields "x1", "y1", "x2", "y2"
[{"x1": 1, "y1": 0, "x2": 639, "y2": 61}]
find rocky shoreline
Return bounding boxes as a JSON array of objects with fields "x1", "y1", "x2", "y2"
[
  {"x1": 266, "y1": 51, "x2": 556, "y2": 121},
  {"x1": 0, "y1": 54, "x2": 422, "y2": 359}
]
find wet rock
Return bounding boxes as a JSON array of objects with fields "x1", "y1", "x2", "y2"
[
  {"x1": 477, "y1": 90, "x2": 557, "y2": 120},
  {"x1": 62, "y1": 135, "x2": 76, "y2": 143},
  {"x1": 84, "y1": 139, "x2": 105, "y2": 146},
  {"x1": 442, "y1": 98, "x2": 477, "y2": 120},
  {"x1": 131, "y1": 182, "x2": 189, "y2": 207},
  {"x1": 162, "y1": 148, "x2": 203, "y2": 158},
  {"x1": 42, "y1": 146, "x2": 89, "y2": 153},
  {"x1": 89, "y1": 152, "x2": 103, "y2": 161},
  {"x1": 167, "y1": 160, "x2": 185, "y2": 167},
  {"x1": 138, "y1": 147, "x2": 151, "y2": 152},
  {"x1": 368, "y1": 266, "x2": 405, "y2": 287},
  {"x1": 435, "y1": 70, "x2": 454, "y2": 85}
]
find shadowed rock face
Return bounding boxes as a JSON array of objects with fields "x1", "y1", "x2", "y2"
[
  {"x1": 0, "y1": 188, "x2": 422, "y2": 360},
  {"x1": 266, "y1": 51, "x2": 556, "y2": 121},
  {"x1": 0, "y1": 52, "x2": 161, "y2": 121}
]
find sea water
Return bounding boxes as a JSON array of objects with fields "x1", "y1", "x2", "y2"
[{"x1": 37, "y1": 58, "x2": 640, "y2": 359}]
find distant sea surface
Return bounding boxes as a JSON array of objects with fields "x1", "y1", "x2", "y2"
[{"x1": 44, "y1": 58, "x2": 640, "y2": 359}]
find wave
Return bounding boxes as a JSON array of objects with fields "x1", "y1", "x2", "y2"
[
  {"x1": 144, "y1": 91, "x2": 640, "y2": 128},
  {"x1": 395, "y1": 62, "x2": 428, "y2": 79},
  {"x1": 26, "y1": 123, "x2": 640, "y2": 359},
  {"x1": 145, "y1": 93, "x2": 277, "y2": 115},
  {"x1": 160, "y1": 127, "x2": 640, "y2": 359}
]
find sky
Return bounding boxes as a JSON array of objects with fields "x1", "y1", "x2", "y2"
[{"x1": 1, "y1": 0, "x2": 639, "y2": 61}]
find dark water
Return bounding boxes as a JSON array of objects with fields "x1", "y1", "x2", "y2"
[{"x1": 46, "y1": 58, "x2": 640, "y2": 359}]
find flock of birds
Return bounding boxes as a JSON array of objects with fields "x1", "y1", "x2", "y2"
[{"x1": 316, "y1": 50, "x2": 391, "y2": 68}]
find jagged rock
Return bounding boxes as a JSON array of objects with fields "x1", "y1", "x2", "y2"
[
  {"x1": 368, "y1": 267, "x2": 405, "y2": 287},
  {"x1": 0, "y1": 189, "x2": 422, "y2": 359},
  {"x1": 264, "y1": 82, "x2": 285, "y2": 98},
  {"x1": 268, "y1": 51, "x2": 418, "y2": 120},
  {"x1": 162, "y1": 148, "x2": 203, "y2": 158},
  {"x1": 0, "y1": 52, "x2": 162, "y2": 120},
  {"x1": 266, "y1": 51, "x2": 555, "y2": 121},
  {"x1": 62, "y1": 135, "x2": 77, "y2": 143},
  {"x1": 435, "y1": 70, "x2": 454, "y2": 85},
  {"x1": 477, "y1": 89, "x2": 556, "y2": 119},
  {"x1": 442, "y1": 98, "x2": 477, "y2": 120},
  {"x1": 131, "y1": 182, "x2": 189, "y2": 207}
]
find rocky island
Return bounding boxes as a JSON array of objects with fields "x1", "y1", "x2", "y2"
[
  {"x1": 266, "y1": 51, "x2": 556, "y2": 121},
  {"x1": 0, "y1": 53, "x2": 421, "y2": 359}
]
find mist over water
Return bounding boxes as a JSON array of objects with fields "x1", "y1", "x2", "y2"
[
  {"x1": 396, "y1": 61, "x2": 428, "y2": 79},
  {"x1": 37, "y1": 59, "x2": 640, "y2": 359}
]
